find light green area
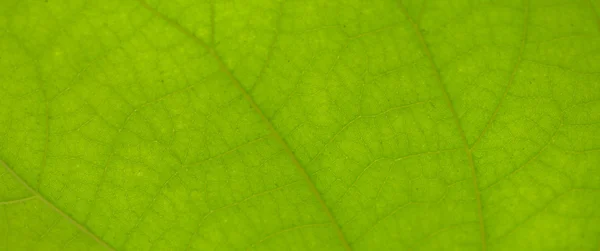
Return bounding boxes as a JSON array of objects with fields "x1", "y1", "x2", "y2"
[{"x1": 1, "y1": 0, "x2": 599, "y2": 250}]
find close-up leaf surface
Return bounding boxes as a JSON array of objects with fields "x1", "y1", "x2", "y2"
[{"x1": 1, "y1": 0, "x2": 599, "y2": 250}]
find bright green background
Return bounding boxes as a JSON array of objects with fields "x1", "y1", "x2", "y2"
[{"x1": 1, "y1": 0, "x2": 599, "y2": 250}]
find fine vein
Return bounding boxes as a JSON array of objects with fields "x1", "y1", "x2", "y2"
[{"x1": 136, "y1": 1, "x2": 352, "y2": 249}]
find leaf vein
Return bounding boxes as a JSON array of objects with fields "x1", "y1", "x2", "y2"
[
  {"x1": 0, "y1": 196, "x2": 37, "y2": 205},
  {"x1": 471, "y1": 0, "x2": 530, "y2": 149},
  {"x1": 0, "y1": 159, "x2": 116, "y2": 250},
  {"x1": 396, "y1": 1, "x2": 487, "y2": 250},
  {"x1": 588, "y1": 0, "x2": 600, "y2": 33},
  {"x1": 136, "y1": 1, "x2": 353, "y2": 249}
]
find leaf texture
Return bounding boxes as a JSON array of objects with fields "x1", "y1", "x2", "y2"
[{"x1": 0, "y1": 0, "x2": 599, "y2": 250}]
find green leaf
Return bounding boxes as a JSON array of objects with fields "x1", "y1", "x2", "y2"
[{"x1": 1, "y1": 0, "x2": 599, "y2": 250}]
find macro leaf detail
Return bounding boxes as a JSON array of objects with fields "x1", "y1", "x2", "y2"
[{"x1": 1, "y1": 0, "x2": 599, "y2": 250}]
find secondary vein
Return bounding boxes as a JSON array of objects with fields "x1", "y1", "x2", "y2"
[
  {"x1": 136, "y1": 1, "x2": 353, "y2": 249},
  {"x1": 0, "y1": 196, "x2": 36, "y2": 205},
  {"x1": 0, "y1": 159, "x2": 116, "y2": 251},
  {"x1": 588, "y1": 0, "x2": 600, "y2": 33},
  {"x1": 396, "y1": 1, "x2": 487, "y2": 250},
  {"x1": 471, "y1": 0, "x2": 530, "y2": 150}
]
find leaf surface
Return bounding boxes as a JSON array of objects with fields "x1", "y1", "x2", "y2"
[{"x1": 1, "y1": 0, "x2": 599, "y2": 250}]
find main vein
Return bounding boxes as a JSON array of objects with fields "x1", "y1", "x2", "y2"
[
  {"x1": 395, "y1": 1, "x2": 487, "y2": 250},
  {"x1": 0, "y1": 159, "x2": 116, "y2": 251},
  {"x1": 136, "y1": 1, "x2": 352, "y2": 250}
]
